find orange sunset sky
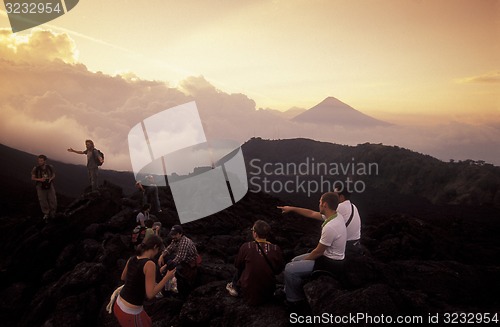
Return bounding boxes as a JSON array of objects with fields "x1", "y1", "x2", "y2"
[{"x1": 0, "y1": 0, "x2": 499, "y2": 169}]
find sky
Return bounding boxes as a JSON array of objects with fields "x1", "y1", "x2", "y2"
[{"x1": 0, "y1": 0, "x2": 499, "y2": 171}]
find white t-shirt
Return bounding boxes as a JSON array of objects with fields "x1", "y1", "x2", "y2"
[
  {"x1": 136, "y1": 211, "x2": 150, "y2": 225},
  {"x1": 319, "y1": 215, "x2": 347, "y2": 260},
  {"x1": 337, "y1": 200, "x2": 361, "y2": 241}
]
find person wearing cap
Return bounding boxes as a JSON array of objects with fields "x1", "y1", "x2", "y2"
[
  {"x1": 277, "y1": 187, "x2": 362, "y2": 255},
  {"x1": 158, "y1": 225, "x2": 199, "y2": 297}
]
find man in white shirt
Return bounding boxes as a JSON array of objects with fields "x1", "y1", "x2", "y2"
[
  {"x1": 334, "y1": 188, "x2": 362, "y2": 255},
  {"x1": 280, "y1": 192, "x2": 346, "y2": 304},
  {"x1": 278, "y1": 187, "x2": 362, "y2": 255}
]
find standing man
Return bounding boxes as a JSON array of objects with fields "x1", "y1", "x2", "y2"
[
  {"x1": 135, "y1": 175, "x2": 162, "y2": 213},
  {"x1": 280, "y1": 192, "x2": 346, "y2": 306},
  {"x1": 226, "y1": 220, "x2": 285, "y2": 306},
  {"x1": 67, "y1": 139, "x2": 103, "y2": 192},
  {"x1": 31, "y1": 155, "x2": 57, "y2": 221}
]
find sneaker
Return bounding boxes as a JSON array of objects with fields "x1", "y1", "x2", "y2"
[
  {"x1": 170, "y1": 277, "x2": 178, "y2": 293},
  {"x1": 226, "y1": 282, "x2": 238, "y2": 297},
  {"x1": 164, "y1": 277, "x2": 178, "y2": 293}
]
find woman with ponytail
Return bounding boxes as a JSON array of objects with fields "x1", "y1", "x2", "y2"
[{"x1": 114, "y1": 235, "x2": 175, "y2": 327}]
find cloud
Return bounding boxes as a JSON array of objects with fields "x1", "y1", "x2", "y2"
[
  {"x1": 0, "y1": 29, "x2": 192, "y2": 170},
  {"x1": 1, "y1": 28, "x2": 499, "y2": 172},
  {"x1": 0, "y1": 28, "x2": 77, "y2": 64},
  {"x1": 456, "y1": 71, "x2": 500, "y2": 84}
]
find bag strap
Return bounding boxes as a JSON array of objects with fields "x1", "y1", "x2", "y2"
[
  {"x1": 35, "y1": 165, "x2": 53, "y2": 178},
  {"x1": 345, "y1": 203, "x2": 355, "y2": 227},
  {"x1": 255, "y1": 241, "x2": 278, "y2": 274}
]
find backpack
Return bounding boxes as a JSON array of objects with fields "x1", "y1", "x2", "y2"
[
  {"x1": 93, "y1": 149, "x2": 104, "y2": 166},
  {"x1": 131, "y1": 226, "x2": 146, "y2": 246}
]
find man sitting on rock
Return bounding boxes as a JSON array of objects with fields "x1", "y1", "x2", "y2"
[
  {"x1": 278, "y1": 186, "x2": 362, "y2": 257},
  {"x1": 281, "y1": 192, "x2": 346, "y2": 307},
  {"x1": 226, "y1": 220, "x2": 285, "y2": 306},
  {"x1": 159, "y1": 225, "x2": 199, "y2": 297}
]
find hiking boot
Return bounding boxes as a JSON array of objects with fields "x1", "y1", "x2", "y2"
[{"x1": 226, "y1": 282, "x2": 238, "y2": 297}]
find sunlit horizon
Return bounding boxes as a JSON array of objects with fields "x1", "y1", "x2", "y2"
[
  {"x1": 0, "y1": 1, "x2": 499, "y2": 169},
  {"x1": 1, "y1": 0, "x2": 498, "y2": 118}
]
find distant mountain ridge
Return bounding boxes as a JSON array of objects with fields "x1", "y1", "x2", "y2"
[
  {"x1": 292, "y1": 97, "x2": 391, "y2": 127},
  {"x1": 2, "y1": 137, "x2": 499, "y2": 218},
  {"x1": 242, "y1": 137, "x2": 500, "y2": 211}
]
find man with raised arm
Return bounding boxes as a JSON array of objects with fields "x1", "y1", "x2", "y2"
[
  {"x1": 278, "y1": 192, "x2": 346, "y2": 306},
  {"x1": 67, "y1": 139, "x2": 103, "y2": 191},
  {"x1": 278, "y1": 187, "x2": 362, "y2": 255}
]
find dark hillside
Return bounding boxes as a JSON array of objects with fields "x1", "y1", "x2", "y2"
[
  {"x1": 242, "y1": 137, "x2": 500, "y2": 210},
  {"x1": 0, "y1": 141, "x2": 499, "y2": 326},
  {"x1": 0, "y1": 181, "x2": 498, "y2": 326}
]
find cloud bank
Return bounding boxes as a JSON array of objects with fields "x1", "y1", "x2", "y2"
[
  {"x1": 457, "y1": 71, "x2": 500, "y2": 84},
  {"x1": 1, "y1": 29, "x2": 499, "y2": 171}
]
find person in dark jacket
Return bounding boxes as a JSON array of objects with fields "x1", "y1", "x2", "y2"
[
  {"x1": 31, "y1": 154, "x2": 57, "y2": 221},
  {"x1": 226, "y1": 220, "x2": 285, "y2": 305}
]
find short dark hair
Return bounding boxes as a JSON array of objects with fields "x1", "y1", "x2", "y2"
[
  {"x1": 253, "y1": 220, "x2": 271, "y2": 239},
  {"x1": 38, "y1": 154, "x2": 47, "y2": 161},
  {"x1": 334, "y1": 186, "x2": 351, "y2": 200},
  {"x1": 321, "y1": 192, "x2": 339, "y2": 210},
  {"x1": 141, "y1": 204, "x2": 151, "y2": 211}
]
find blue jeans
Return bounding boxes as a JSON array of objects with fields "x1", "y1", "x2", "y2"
[{"x1": 284, "y1": 254, "x2": 315, "y2": 302}]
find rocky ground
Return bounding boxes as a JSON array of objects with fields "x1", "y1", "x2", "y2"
[{"x1": 0, "y1": 181, "x2": 499, "y2": 326}]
